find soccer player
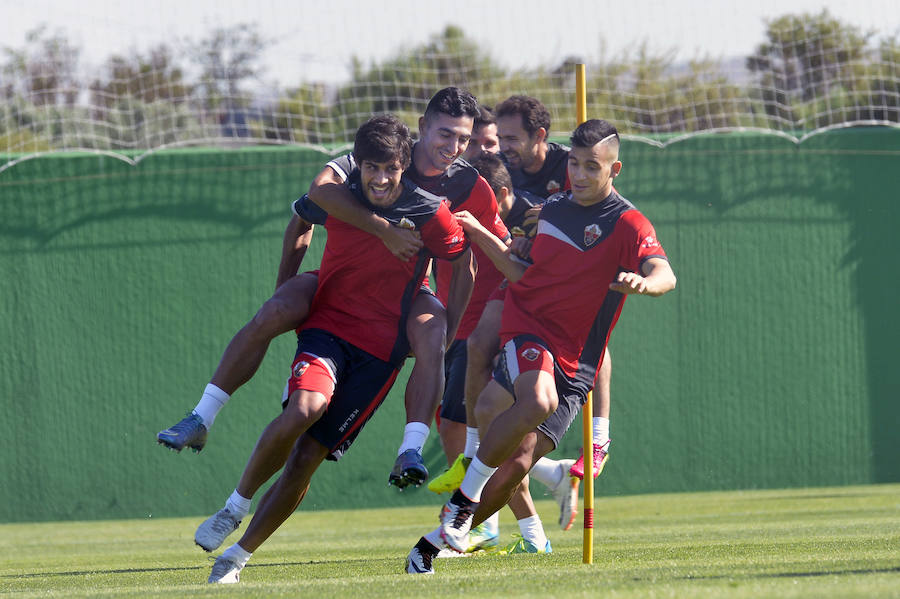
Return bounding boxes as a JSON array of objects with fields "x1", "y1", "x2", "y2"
[
  {"x1": 306, "y1": 87, "x2": 499, "y2": 489},
  {"x1": 461, "y1": 104, "x2": 500, "y2": 163},
  {"x1": 429, "y1": 151, "x2": 559, "y2": 554},
  {"x1": 201, "y1": 114, "x2": 474, "y2": 584},
  {"x1": 498, "y1": 94, "x2": 612, "y2": 490},
  {"x1": 156, "y1": 88, "x2": 481, "y2": 490},
  {"x1": 406, "y1": 119, "x2": 676, "y2": 573}
]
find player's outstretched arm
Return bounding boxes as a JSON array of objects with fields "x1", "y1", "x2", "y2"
[
  {"x1": 609, "y1": 257, "x2": 676, "y2": 297},
  {"x1": 455, "y1": 210, "x2": 527, "y2": 283},
  {"x1": 275, "y1": 215, "x2": 314, "y2": 289},
  {"x1": 443, "y1": 247, "x2": 476, "y2": 346},
  {"x1": 308, "y1": 166, "x2": 423, "y2": 261}
]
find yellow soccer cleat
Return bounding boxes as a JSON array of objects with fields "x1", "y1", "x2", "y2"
[{"x1": 427, "y1": 453, "x2": 470, "y2": 493}]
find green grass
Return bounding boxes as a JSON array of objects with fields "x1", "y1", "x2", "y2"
[{"x1": 1, "y1": 484, "x2": 898, "y2": 598}]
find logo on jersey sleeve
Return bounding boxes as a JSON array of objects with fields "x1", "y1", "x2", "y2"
[
  {"x1": 398, "y1": 217, "x2": 416, "y2": 230},
  {"x1": 292, "y1": 361, "x2": 310, "y2": 378},
  {"x1": 641, "y1": 235, "x2": 660, "y2": 249},
  {"x1": 546, "y1": 180, "x2": 561, "y2": 195},
  {"x1": 521, "y1": 347, "x2": 541, "y2": 361},
  {"x1": 584, "y1": 223, "x2": 603, "y2": 246}
]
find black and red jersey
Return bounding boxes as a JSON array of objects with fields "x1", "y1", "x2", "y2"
[
  {"x1": 293, "y1": 172, "x2": 467, "y2": 366},
  {"x1": 500, "y1": 190, "x2": 668, "y2": 379}
]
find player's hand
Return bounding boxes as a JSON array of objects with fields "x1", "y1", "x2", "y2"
[
  {"x1": 609, "y1": 271, "x2": 649, "y2": 295},
  {"x1": 509, "y1": 236, "x2": 532, "y2": 261},
  {"x1": 522, "y1": 206, "x2": 542, "y2": 233},
  {"x1": 379, "y1": 225, "x2": 422, "y2": 261},
  {"x1": 454, "y1": 210, "x2": 482, "y2": 233}
]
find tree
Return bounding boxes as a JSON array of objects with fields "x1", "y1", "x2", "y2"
[
  {"x1": 746, "y1": 9, "x2": 872, "y2": 128},
  {"x1": 2, "y1": 25, "x2": 81, "y2": 106},
  {"x1": 189, "y1": 23, "x2": 268, "y2": 112}
]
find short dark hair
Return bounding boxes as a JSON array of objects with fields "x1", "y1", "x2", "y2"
[
  {"x1": 495, "y1": 95, "x2": 551, "y2": 136},
  {"x1": 353, "y1": 114, "x2": 413, "y2": 169},
  {"x1": 474, "y1": 104, "x2": 496, "y2": 130},
  {"x1": 424, "y1": 87, "x2": 480, "y2": 123},
  {"x1": 570, "y1": 119, "x2": 619, "y2": 153},
  {"x1": 469, "y1": 151, "x2": 512, "y2": 197}
]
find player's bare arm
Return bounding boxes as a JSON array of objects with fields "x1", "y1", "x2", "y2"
[
  {"x1": 308, "y1": 166, "x2": 423, "y2": 261},
  {"x1": 455, "y1": 210, "x2": 527, "y2": 283},
  {"x1": 443, "y1": 247, "x2": 476, "y2": 346},
  {"x1": 609, "y1": 257, "x2": 676, "y2": 296},
  {"x1": 275, "y1": 215, "x2": 314, "y2": 289}
]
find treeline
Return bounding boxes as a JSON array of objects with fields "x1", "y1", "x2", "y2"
[{"x1": 1, "y1": 11, "x2": 898, "y2": 153}]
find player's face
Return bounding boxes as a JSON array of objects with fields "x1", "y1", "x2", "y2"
[
  {"x1": 417, "y1": 113, "x2": 474, "y2": 176},
  {"x1": 359, "y1": 158, "x2": 405, "y2": 207},
  {"x1": 462, "y1": 123, "x2": 500, "y2": 162},
  {"x1": 497, "y1": 115, "x2": 541, "y2": 171},
  {"x1": 567, "y1": 143, "x2": 621, "y2": 206}
]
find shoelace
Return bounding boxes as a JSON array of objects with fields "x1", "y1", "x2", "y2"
[
  {"x1": 449, "y1": 501, "x2": 474, "y2": 529},
  {"x1": 210, "y1": 510, "x2": 238, "y2": 533}
]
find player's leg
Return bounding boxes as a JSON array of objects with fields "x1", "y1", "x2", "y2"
[
  {"x1": 195, "y1": 338, "x2": 336, "y2": 552},
  {"x1": 427, "y1": 298, "x2": 502, "y2": 493},
  {"x1": 195, "y1": 386, "x2": 329, "y2": 553},
  {"x1": 390, "y1": 291, "x2": 447, "y2": 488},
  {"x1": 158, "y1": 273, "x2": 318, "y2": 452},
  {"x1": 504, "y1": 475, "x2": 552, "y2": 552},
  {"x1": 208, "y1": 432, "x2": 327, "y2": 583},
  {"x1": 570, "y1": 349, "x2": 612, "y2": 480}
]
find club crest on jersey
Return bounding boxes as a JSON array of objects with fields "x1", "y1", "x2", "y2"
[
  {"x1": 584, "y1": 224, "x2": 602, "y2": 246},
  {"x1": 521, "y1": 347, "x2": 541, "y2": 361},
  {"x1": 397, "y1": 217, "x2": 416, "y2": 230},
  {"x1": 546, "y1": 180, "x2": 561, "y2": 194},
  {"x1": 292, "y1": 361, "x2": 309, "y2": 378}
]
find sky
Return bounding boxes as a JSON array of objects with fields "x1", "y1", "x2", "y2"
[{"x1": 1, "y1": 0, "x2": 896, "y2": 87}]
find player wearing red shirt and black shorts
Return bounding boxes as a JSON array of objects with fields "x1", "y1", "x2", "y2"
[{"x1": 405, "y1": 120, "x2": 676, "y2": 572}]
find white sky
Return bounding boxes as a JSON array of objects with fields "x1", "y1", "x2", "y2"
[{"x1": 1, "y1": 0, "x2": 897, "y2": 86}]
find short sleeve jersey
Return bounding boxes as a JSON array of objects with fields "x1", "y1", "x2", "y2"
[
  {"x1": 500, "y1": 189, "x2": 668, "y2": 378},
  {"x1": 294, "y1": 172, "x2": 467, "y2": 366},
  {"x1": 508, "y1": 142, "x2": 571, "y2": 199},
  {"x1": 407, "y1": 156, "x2": 511, "y2": 341}
]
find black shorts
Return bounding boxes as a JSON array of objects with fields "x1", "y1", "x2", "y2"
[
  {"x1": 282, "y1": 328, "x2": 399, "y2": 461},
  {"x1": 439, "y1": 339, "x2": 468, "y2": 424},
  {"x1": 492, "y1": 335, "x2": 591, "y2": 448}
]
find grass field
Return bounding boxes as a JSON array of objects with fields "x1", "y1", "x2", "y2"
[{"x1": 1, "y1": 484, "x2": 898, "y2": 598}]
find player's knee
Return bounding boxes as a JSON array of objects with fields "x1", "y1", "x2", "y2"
[
  {"x1": 409, "y1": 319, "x2": 447, "y2": 362},
  {"x1": 252, "y1": 295, "x2": 305, "y2": 337},
  {"x1": 281, "y1": 394, "x2": 327, "y2": 429},
  {"x1": 529, "y1": 391, "x2": 557, "y2": 423}
]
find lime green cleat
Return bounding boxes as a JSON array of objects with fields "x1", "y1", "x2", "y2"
[
  {"x1": 427, "y1": 453, "x2": 470, "y2": 493},
  {"x1": 500, "y1": 534, "x2": 553, "y2": 555},
  {"x1": 467, "y1": 520, "x2": 499, "y2": 552}
]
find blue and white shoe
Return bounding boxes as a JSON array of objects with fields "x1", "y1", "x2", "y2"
[
  {"x1": 389, "y1": 449, "x2": 429, "y2": 489},
  {"x1": 406, "y1": 537, "x2": 438, "y2": 574},
  {"x1": 157, "y1": 412, "x2": 208, "y2": 452}
]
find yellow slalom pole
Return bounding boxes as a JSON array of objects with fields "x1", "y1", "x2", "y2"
[{"x1": 575, "y1": 63, "x2": 593, "y2": 566}]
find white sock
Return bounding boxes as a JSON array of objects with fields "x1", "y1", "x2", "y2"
[
  {"x1": 529, "y1": 457, "x2": 563, "y2": 489},
  {"x1": 193, "y1": 384, "x2": 231, "y2": 428},
  {"x1": 424, "y1": 527, "x2": 443, "y2": 548},
  {"x1": 221, "y1": 543, "x2": 253, "y2": 567},
  {"x1": 485, "y1": 510, "x2": 500, "y2": 531},
  {"x1": 459, "y1": 456, "x2": 497, "y2": 502},
  {"x1": 225, "y1": 490, "x2": 251, "y2": 518},
  {"x1": 593, "y1": 417, "x2": 610, "y2": 447},
  {"x1": 517, "y1": 514, "x2": 548, "y2": 550},
  {"x1": 464, "y1": 427, "x2": 480, "y2": 458},
  {"x1": 398, "y1": 421, "x2": 430, "y2": 455}
]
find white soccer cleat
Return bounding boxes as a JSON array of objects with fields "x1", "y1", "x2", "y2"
[
  {"x1": 551, "y1": 459, "x2": 579, "y2": 530},
  {"x1": 195, "y1": 508, "x2": 242, "y2": 552},
  {"x1": 207, "y1": 555, "x2": 243, "y2": 583},
  {"x1": 439, "y1": 489, "x2": 478, "y2": 553},
  {"x1": 406, "y1": 538, "x2": 438, "y2": 574}
]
